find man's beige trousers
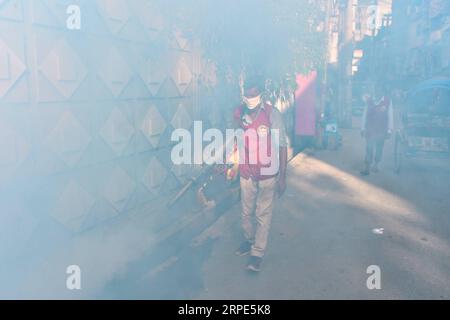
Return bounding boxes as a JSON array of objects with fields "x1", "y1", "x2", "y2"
[{"x1": 240, "y1": 176, "x2": 277, "y2": 258}]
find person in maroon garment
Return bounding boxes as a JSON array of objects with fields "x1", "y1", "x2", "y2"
[
  {"x1": 233, "y1": 76, "x2": 288, "y2": 272},
  {"x1": 360, "y1": 86, "x2": 394, "y2": 176}
]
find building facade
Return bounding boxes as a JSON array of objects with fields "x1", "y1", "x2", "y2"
[{"x1": 391, "y1": 0, "x2": 450, "y2": 83}]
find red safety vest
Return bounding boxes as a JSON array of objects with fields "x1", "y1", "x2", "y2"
[{"x1": 234, "y1": 103, "x2": 278, "y2": 181}]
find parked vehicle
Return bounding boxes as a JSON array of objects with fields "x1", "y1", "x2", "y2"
[{"x1": 394, "y1": 78, "x2": 450, "y2": 173}]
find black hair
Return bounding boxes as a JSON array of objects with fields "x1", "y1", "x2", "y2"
[{"x1": 244, "y1": 75, "x2": 265, "y2": 92}]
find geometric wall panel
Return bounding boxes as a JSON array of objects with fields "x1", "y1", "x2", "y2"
[
  {"x1": 100, "y1": 108, "x2": 134, "y2": 156},
  {"x1": 33, "y1": 0, "x2": 73, "y2": 27},
  {"x1": 171, "y1": 163, "x2": 192, "y2": 182},
  {"x1": 97, "y1": 0, "x2": 130, "y2": 34},
  {"x1": 142, "y1": 157, "x2": 167, "y2": 193},
  {"x1": 141, "y1": 105, "x2": 167, "y2": 147},
  {"x1": 0, "y1": 118, "x2": 29, "y2": 168},
  {"x1": 171, "y1": 55, "x2": 193, "y2": 95},
  {"x1": 0, "y1": 0, "x2": 24, "y2": 22},
  {"x1": 39, "y1": 39, "x2": 87, "y2": 98},
  {"x1": 103, "y1": 166, "x2": 135, "y2": 212},
  {"x1": 173, "y1": 31, "x2": 189, "y2": 50},
  {"x1": 133, "y1": 0, "x2": 164, "y2": 40},
  {"x1": 201, "y1": 59, "x2": 218, "y2": 89},
  {"x1": 51, "y1": 180, "x2": 95, "y2": 232},
  {"x1": 45, "y1": 111, "x2": 91, "y2": 167},
  {"x1": 1, "y1": 0, "x2": 210, "y2": 298},
  {"x1": 97, "y1": 47, "x2": 132, "y2": 97},
  {"x1": 171, "y1": 103, "x2": 192, "y2": 130},
  {"x1": 138, "y1": 57, "x2": 166, "y2": 96},
  {"x1": 0, "y1": 118, "x2": 30, "y2": 186},
  {"x1": 30, "y1": 0, "x2": 59, "y2": 27},
  {"x1": 0, "y1": 37, "x2": 26, "y2": 98}
]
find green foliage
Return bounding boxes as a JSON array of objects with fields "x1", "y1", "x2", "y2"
[{"x1": 168, "y1": 0, "x2": 328, "y2": 80}]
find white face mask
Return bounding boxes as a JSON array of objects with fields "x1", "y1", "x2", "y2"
[{"x1": 243, "y1": 95, "x2": 261, "y2": 110}]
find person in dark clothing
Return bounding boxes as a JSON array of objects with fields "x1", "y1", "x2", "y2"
[{"x1": 360, "y1": 90, "x2": 394, "y2": 176}]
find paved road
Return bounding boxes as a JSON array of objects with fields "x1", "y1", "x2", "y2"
[
  {"x1": 10, "y1": 122, "x2": 449, "y2": 299},
  {"x1": 195, "y1": 126, "x2": 450, "y2": 299}
]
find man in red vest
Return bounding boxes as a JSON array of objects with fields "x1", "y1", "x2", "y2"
[
  {"x1": 233, "y1": 76, "x2": 288, "y2": 272},
  {"x1": 360, "y1": 87, "x2": 394, "y2": 176}
]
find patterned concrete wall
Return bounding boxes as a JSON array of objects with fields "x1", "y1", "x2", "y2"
[{"x1": 0, "y1": 0, "x2": 209, "y2": 294}]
